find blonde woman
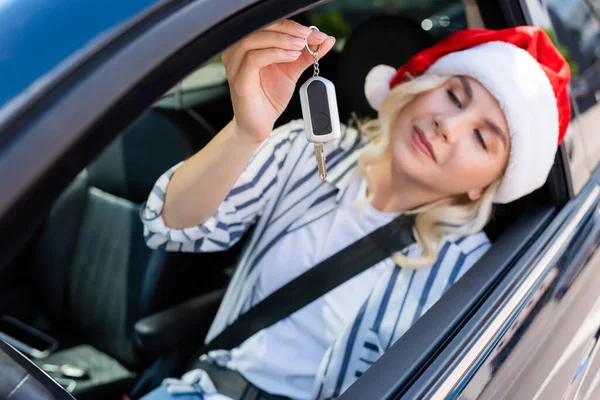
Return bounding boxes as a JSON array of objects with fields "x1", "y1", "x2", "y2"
[{"x1": 140, "y1": 19, "x2": 570, "y2": 400}]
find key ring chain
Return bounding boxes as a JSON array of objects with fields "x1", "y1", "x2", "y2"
[{"x1": 304, "y1": 26, "x2": 321, "y2": 77}]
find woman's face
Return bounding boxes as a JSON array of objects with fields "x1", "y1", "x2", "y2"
[{"x1": 389, "y1": 76, "x2": 511, "y2": 201}]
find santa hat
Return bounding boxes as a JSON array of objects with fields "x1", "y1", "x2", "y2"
[{"x1": 364, "y1": 26, "x2": 571, "y2": 204}]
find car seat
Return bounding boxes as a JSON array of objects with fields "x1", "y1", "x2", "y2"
[{"x1": 18, "y1": 109, "x2": 232, "y2": 399}]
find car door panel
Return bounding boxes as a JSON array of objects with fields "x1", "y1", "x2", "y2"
[{"x1": 458, "y1": 195, "x2": 600, "y2": 399}]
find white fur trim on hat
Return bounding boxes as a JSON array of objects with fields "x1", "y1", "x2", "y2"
[
  {"x1": 363, "y1": 42, "x2": 558, "y2": 204},
  {"x1": 364, "y1": 64, "x2": 397, "y2": 111}
]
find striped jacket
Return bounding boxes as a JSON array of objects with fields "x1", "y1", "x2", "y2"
[{"x1": 141, "y1": 119, "x2": 491, "y2": 399}]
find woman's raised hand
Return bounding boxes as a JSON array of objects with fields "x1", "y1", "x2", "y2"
[{"x1": 222, "y1": 19, "x2": 335, "y2": 143}]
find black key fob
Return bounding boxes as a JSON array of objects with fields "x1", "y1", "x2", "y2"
[{"x1": 299, "y1": 76, "x2": 341, "y2": 144}]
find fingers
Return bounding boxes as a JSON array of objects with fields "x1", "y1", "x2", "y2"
[
  {"x1": 223, "y1": 19, "x2": 311, "y2": 70},
  {"x1": 305, "y1": 29, "x2": 329, "y2": 50},
  {"x1": 262, "y1": 19, "x2": 313, "y2": 37},
  {"x1": 263, "y1": 19, "x2": 329, "y2": 51},
  {"x1": 234, "y1": 48, "x2": 302, "y2": 93},
  {"x1": 225, "y1": 30, "x2": 309, "y2": 78},
  {"x1": 222, "y1": 18, "x2": 335, "y2": 88}
]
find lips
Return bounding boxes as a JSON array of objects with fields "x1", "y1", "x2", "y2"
[{"x1": 412, "y1": 126, "x2": 437, "y2": 162}]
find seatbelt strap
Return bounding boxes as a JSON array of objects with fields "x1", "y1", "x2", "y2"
[{"x1": 203, "y1": 214, "x2": 416, "y2": 353}]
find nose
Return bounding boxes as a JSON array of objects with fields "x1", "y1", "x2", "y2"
[{"x1": 433, "y1": 114, "x2": 469, "y2": 143}]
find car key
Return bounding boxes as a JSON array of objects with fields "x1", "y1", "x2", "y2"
[{"x1": 299, "y1": 26, "x2": 341, "y2": 181}]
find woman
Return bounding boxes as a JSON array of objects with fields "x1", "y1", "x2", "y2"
[{"x1": 140, "y1": 19, "x2": 570, "y2": 400}]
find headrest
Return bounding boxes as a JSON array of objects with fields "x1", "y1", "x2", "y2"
[
  {"x1": 87, "y1": 110, "x2": 193, "y2": 204},
  {"x1": 335, "y1": 15, "x2": 434, "y2": 121}
]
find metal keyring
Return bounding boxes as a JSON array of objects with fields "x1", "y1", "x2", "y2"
[{"x1": 304, "y1": 25, "x2": 322, "y2": 56}]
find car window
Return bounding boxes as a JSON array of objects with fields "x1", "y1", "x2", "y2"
[{"x1": 543, "y1": 0, "x2": 600, "y2": 176}]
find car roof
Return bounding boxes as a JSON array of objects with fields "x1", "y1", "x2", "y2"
[{"x1": 0, "y1": 0, "x2": 161, "y2": 112}]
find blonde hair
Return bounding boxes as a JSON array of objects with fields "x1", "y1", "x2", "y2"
[{"x1": 355, "y1": 74, "x2": 501, "y2": 269}]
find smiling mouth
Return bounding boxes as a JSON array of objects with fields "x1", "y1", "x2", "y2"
[{"x1": 413, "y1": 127, "x2": 436, "y2": 162}]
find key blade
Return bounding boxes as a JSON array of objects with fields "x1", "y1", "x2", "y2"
[{"x1": 314, "y1": 143, "x2": 327, "y2": 181}]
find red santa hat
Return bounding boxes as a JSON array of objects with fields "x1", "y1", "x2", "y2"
[{"x1": 364, "y1": 26, "x2": 571, "y2": 204}]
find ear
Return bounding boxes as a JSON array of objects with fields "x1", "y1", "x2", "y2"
[{"x1": 467, "y1": 188, "x2": 484, "y2": 201}]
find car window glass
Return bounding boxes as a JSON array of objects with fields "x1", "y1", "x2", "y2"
[
  {"x1": 543, "y1": 0, "x2": 600, "y2": 177},
  {"x1": 568, "y1": 109, "x2": 594, "y2": 194}
]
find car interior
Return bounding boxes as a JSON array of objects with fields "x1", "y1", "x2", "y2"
[{"x1": 0, "y1": 0, "x2": 571, "y2": 399}]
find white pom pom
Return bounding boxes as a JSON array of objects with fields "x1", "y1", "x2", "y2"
[{"x1": 364, "y1": 65, "x2": 397, "y2": 111}]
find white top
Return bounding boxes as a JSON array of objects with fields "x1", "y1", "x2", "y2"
[{"x1": 228, "y1": 172, "x2": 400, "y2": 399}]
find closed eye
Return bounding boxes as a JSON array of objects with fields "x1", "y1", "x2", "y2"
[
  {"x1": 446, "y1": 89, "x2": 462, "y2": 109},
  {"x1": 475, "y1": 129, "x2": 488, "y2": 151}
]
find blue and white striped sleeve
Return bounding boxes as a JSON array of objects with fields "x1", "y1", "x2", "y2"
[{"x1": 141, "y1": 120, "x2": 305, "y2": 253}]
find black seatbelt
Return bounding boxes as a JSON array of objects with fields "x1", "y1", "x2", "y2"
[{"x1": 203, "y1": 214, "x2": 416, "y2": 353}]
